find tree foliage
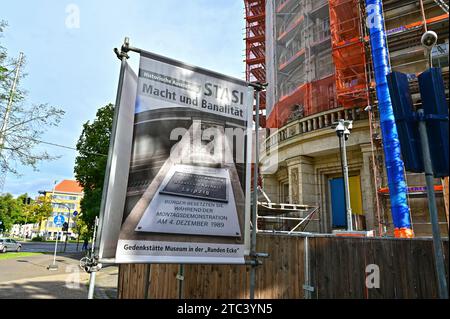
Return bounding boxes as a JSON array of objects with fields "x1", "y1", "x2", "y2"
[
  {"x1": 27, "y1": 196, "x2": 52, "y2": 230},
  {"x1": 74, "y1": 104, "x2": 113, "y2": 235},
  {"x1": 72, "y1": 215, "x2": 89, "y2": 241},
  {"x1": 0, "y1": 193, "x2": 22, "y2": 231},
  {"x1": 0, "y1": 193, "x2": 52, "y2": 233},
  {"x1": 0, "y1": 21, "x2": 65, "y2": 175}
]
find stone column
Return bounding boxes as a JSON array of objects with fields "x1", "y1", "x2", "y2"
[
  {"x1": 261, "y1": 174, "x2": 279, "y2": 203},
  {"x1": 287, "y1": 156, "x2": 316, "y2": 206},
  {"x1": 298, "y1": 156, "x2": 316, "y2": 206},
  {"x1": 287, "y1": 158, "x2": 301, "y2": 204}
]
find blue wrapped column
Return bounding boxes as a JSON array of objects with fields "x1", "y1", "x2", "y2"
[{"x1": 365, "y1": 0, "x2": 413, "y2": 237}]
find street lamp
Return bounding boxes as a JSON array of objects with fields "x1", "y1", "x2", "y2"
[{"x1": 335, "y1": 119, "x2": 353, "y2": 231}]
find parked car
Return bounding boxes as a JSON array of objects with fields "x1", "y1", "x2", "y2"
[{"x1": 0, "y1": 238, "x2": 22, "y2": 253}]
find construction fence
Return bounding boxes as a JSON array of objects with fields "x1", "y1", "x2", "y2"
[{"x1": 117, "y1": 234, "x2": 449, "y2": 299}]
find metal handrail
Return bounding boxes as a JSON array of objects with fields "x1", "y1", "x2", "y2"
[{"x1": 257, "y1": 204, "x2": 320, "y2": 234}]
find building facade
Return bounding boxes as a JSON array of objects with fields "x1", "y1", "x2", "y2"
[
  {"x1": 245, "y1": 0, "x2": 449, "y2": 236},
  {"x1": 39, "y1": 180, "x2": 83, "y2": 240}
]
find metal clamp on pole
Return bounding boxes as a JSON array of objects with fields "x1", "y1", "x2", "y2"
[
  {"x1": 246, "y1": 252, "x2": 269, "y2": 266},
  {"x1": 252, "y1": 252, "x2": 269, "y2": 258},
  {"x1": 249, "y1": 82, "x2": 268, "y2": 92},
  {"x1": 114, "y1": 37, "x2": 130, "y2": 60},
  {"x1": 87, "y1": 216, "x2": 101, "y2": 299}
]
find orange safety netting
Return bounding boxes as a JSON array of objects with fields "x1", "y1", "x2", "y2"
[
  {"x1": 266, "y1": 75, "x2": 338, "y2": 128},
  {"x1": 329, "y1": 0, "x2": 369, "y2": 108}
]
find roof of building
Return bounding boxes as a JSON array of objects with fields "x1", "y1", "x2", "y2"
[{"x1": 54, "y1": 180, "x2": 83, "y2": 194}]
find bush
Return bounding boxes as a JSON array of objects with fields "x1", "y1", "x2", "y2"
[{"x1": 31, "y1": 236, "x2": 44, "y2": 242}]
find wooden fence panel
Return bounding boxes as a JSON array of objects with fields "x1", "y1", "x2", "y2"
[{"x1": 117, "y1": 235, "x2": 448, "y2": 299}]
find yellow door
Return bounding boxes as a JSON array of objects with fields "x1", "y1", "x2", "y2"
[{"x1": 349, "y1": 176, "x2": 363, "y2": 215}]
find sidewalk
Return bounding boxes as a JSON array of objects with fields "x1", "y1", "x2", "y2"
[
  {"x1": 0, "y1": 253, "x2": 118, "y2": 299},
  {"x1": 91, "y1": 266, "x2": 118, "y2": 299}
]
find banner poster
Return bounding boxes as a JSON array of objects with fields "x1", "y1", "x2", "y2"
[{"x1": 114, "y1": 52, "x2": 253, "y2": 264}]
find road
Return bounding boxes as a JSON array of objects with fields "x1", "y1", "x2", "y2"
[{"x1": 20, "y1": 241, "x2": 86, "y2": 253}]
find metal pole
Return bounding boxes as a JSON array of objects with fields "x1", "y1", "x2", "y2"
[
  {"x1": 53, "y1": 231, "x2": 58, "y2": 265},
  {"x1": 417, "y1": 109, "x2": 448, "y2": 299},
  {"x1": 338, "y1": 133, "x2": 348, "y2": 228},
  {"x1": 178, "y1": 264, "x2": 185, "y2": 299},
  {"x1": 63, "y1": 207, "x2": 70, "y2": 252},
  {"x1": 48, "y1": 214, "x2": 60, "y2": 270},
  {"x1": 368, "y1": 110, "x2": 384, "y2": 236},
  {"x1": 87, "y1": 272, "x2": 96, "y2": 299},
  {"x1": 88, "y1": 216, "x2": 99, "y2": 299},
  {"x1": 88, "y1": 38, "x2": 130, "y2": 300},
  {"x1": 342, "y1": 134, "x2": 353, "y2": 231},
  {"x1": 94, "y1": 37, "x2": 130, "y2": 258},
  {"x1": 0, "y1": 52, "x2": 24, "y2": 149},
  {"x1": 249, "y1": 87, "x2": 261, "y2": 300},
  {"x1": 304, "y1": 236, "x2": 310, "y2": 299},
  {"x1": 144, "y1": 264, "x2": 151, "y2": 299}
]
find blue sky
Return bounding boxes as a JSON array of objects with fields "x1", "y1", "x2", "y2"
[{"x1": 1, "y1": 0, "x2": 246, "y2": 197}]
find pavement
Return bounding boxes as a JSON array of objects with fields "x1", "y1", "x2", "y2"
[{"x1": 0, "y1": 243, "x2": 118, "y2": 299}]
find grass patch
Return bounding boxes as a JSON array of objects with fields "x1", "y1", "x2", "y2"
[{"x1": 0, "y1": 252, "x2": 44, "y2": 261}]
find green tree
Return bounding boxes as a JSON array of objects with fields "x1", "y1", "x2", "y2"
[
  {"x1": 8, "y1": 194, "x2": 52, "y2": 233},
  {"x1": 27, "y1": 196, "x2": 52, "y2": 234},
  {"x1": 72, "y1": 215, "x2": 89, "y2": 249},
  {"x1": 0, "y1": 193, "x2": 22, "y2": 232},
  {"x1": 74, "y1": 104, "x2": 113, "y2": 235},
  {"x1": 0, "y1": 21, "x2": 65, "y2": 175}
]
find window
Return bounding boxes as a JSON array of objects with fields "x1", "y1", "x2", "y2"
[
  {"x1": 51, "y1": 194, "x2": 79, "y2": 201},
  {"x1": 432, "y1": 42, "x2": 449, "y2": 68},
  {"x1": 280, "y1": 181, "x2": 290, "y2": 203},
  {"x1": 52, "y1": 203, "x2": 76, "y2": 210}
]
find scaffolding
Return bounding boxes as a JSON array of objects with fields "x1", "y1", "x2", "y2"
[
  {"x1": 244, "y1": 0, "x2": 267, "y2": 127},
  {"x1": 264, "y1": 0, "x2": 449, "y2": 129},
  {"x1": 266, "y1": 0, "x2": 338, "y2": 128},
  {"x1": 329, "y1": 0, "x2": 370, "y2": 108},
  {"x1": 248, "y1": 0, "x2": 449, "y2": 236},
  {"x1": 256, "y1": 186, "x2": 320, "y2": 233}
]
